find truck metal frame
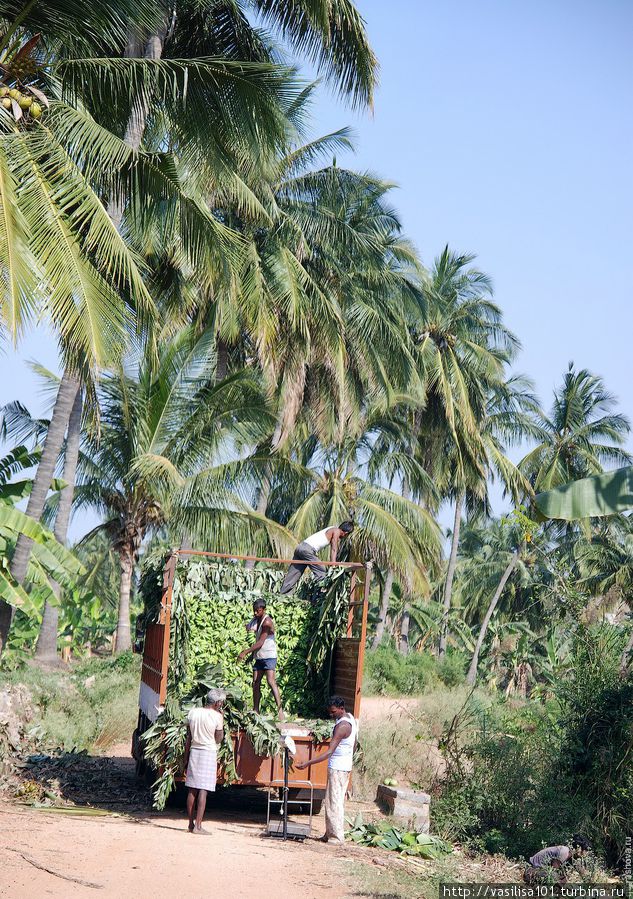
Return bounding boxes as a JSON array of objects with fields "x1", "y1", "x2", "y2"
[{"x1": 133, "y1": 550, "x2": 371, "y2": 792}]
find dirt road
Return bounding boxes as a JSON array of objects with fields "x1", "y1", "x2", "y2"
[
  {"x1": 0, "y1": 740, "x2": 366, "y2": 899},
  {"x1": 0, "y1": 800, "x2": 361, "y2": 899},
  {"x1": 0, "y1": 701, "x2": 421, "y2": 898}
]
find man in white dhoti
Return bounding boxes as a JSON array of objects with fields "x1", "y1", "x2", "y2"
[
  {"x1": 184, "y1": 688, "x2": 225, "y2": 834},
  {"x1": 294, "y1": 695, "x2": 357, "y2": 843}
]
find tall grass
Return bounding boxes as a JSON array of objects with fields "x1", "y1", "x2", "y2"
[
  {"x1": 355, "y1": 686, "x2": 489, "y2": 800},
  {"x1": 0, "y1": 653, "x2": 140, "y2": 753},
  {"x1": 363, "y1": 646, "x2": 466, "y2": 695}
]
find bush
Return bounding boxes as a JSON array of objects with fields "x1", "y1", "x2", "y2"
[
  {"x1": 436, "y1": 652, "x2": 466, "y2": 687},
  {"x1": 432, "y1": 625, "x2": 633, "y2": 869},
  {"x1": 363, "y1": 646, "x2": 468, "y2": 695},
  {"x1": 0, "y1": 655, "x2": 140, "y2": 753},
  {"x1": 355, "y1": 686, "x2": 478, "y2": 799}
]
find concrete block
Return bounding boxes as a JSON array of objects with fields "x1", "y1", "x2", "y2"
[{"x1": 375, "y1": 784, "x2": 431, "y2": 833}]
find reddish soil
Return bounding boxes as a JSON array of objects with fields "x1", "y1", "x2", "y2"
[{"x1": 0, "y1": 745, "x2": 357, "y2": 899}]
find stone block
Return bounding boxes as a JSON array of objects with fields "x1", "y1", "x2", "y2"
[{"x1": 375, "y1": 784, "x2": 430, "y2": 833}]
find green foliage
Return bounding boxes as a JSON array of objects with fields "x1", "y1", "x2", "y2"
[
  {"x1": 363, "y1": 646, "x2": 465, "y2": 696},
  {"x1": 433, "y1": 625, "x2": 633, "y2": 868},
  {"x1": 142, "y1": 556, "x2": 350, "y2": 717},
  {"x1": 345, "y1": 813, "x2": 452, "y2": 858},
  {"x1": 436, "y1": 652, "x2": 466, "y2": 687},
  {"x1": 0, "y1": 654, "x2": 140, "y2": 751}
]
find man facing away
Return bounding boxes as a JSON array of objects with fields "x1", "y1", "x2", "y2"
[
  {"x1": 294, "y1": 695, "x2": 357, "y2": 844},
  {"x1": 184, "y1": 688, "x2": 225, "y2": 834},
  {"x1": 238, "y1": 599, "x2": 284, "y2": 720},
  {"x1": 280, "y1": 521, "x2": 354, "y2": 595}
]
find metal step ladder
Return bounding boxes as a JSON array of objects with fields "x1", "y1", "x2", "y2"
[{"x1": 266, "y1": 740, "x2": 314, "y2": 841}]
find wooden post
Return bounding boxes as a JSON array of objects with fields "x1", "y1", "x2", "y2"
[{"x1": 158, "y1": 553, "x2": 177, "y2": 705}]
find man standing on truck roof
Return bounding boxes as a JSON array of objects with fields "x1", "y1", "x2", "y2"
[
  {"x1": 238, "y1": 599, "x2": 284, "y2": 721},
  {"x1": 280, "y1": 521, "x2": 355, "y2": 594},
  {"x1": 184, "y1": 688, "x2": 225, "y2": 834},
  {"x1": 294, "y1": 695, "x2": 357, "y2": 844}
]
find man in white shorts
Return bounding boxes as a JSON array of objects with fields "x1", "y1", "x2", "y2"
[{"x1": 280, "y1": 522, "x2": 354, "y2": 594}]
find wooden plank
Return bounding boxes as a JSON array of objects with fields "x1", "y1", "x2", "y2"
[{"x1": 177, "y1": 549, "x2": 363, "y2": 569}]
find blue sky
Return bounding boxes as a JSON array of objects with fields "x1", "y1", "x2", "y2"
[{"x1": 1, "y1": 0, "x2": 631, "y2": 538}]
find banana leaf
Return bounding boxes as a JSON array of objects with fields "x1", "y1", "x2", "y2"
[{"x1": 534, "y1": 466, "x2": 633, "y2": 521}]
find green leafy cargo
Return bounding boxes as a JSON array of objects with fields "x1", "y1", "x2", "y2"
[{"x1": 140, "y1": 556, "x2": 352, "y2": 715}]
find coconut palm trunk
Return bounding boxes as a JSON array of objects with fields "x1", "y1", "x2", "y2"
[
  {"x1": 372, "y1": 569, "x2": 394, "y2": 649},
  {"x1": 115, "y1": 547, "x2": 135, "y2": 653},
  {"x1": 619, "y1": 628, "x2": 633, "y2": 675},
  {"x1": 398, "y1": 479, "x2": 412, "y2": 654},
  {"x1": 466, "y1": 550, "x2": 520, "y2": 686},
  {"x1": 35, "y1": 389, "x2": 83, "y2": 662},
  {"x1": 0, "y1": 372, "x2": 81, "y2": 653},
  {"x1": 439, "y1": 490, "x2": 464, "y2": 658},
  {"x1": 246, "y1": 419, "x2": 284, "y2": 567}
]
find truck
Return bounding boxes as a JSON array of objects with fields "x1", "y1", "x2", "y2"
[{"x1": 132, "y1": 549, "x2": 371, "y2": 803}]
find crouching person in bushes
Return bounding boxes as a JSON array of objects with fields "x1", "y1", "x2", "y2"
[
  {"x1": 184, "y1": 688, "x2": 225, "y2": 834},
  {"x1": 294, "y1": 695, "x2": 357, "y2": 844},
  {"x1": 523, "y1": 834, "x2": 591, "y2": 883}
]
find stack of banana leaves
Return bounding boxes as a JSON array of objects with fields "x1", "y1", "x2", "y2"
[
  {"x1": 139, "y1": 556, "x2": 353, "y2": 716},
  {"x1": 138, "y1": 554, "x2": 353, "y2": 810},
  {"x1": 345, "y1": 814, "x2": 452, "y2": 858}
]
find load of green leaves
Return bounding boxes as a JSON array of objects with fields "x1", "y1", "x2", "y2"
[
  {"x1": 140, "y1": 555, "x2": 352, "y2": 715},
  {"x1": 142, "y1": 662, "x2": 334, "y2": 809},
  {"x1": 345, "y1": 813, "x2": 452, "y2": 858}
]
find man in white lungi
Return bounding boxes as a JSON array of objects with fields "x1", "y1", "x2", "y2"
[
  {"x1": 294, "y1": 695, "x2": 357, "y2": 843},
  {"x1": 280, "y1": 521, "x2": 354, "y2": 594},
  {"x1": 184, "y1": 688, "x2": 225, "y2": 834}
]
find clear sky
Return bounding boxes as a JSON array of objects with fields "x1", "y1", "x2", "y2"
[{"x1": 1, "y1": 0, "x2": 631, "y2": 538}]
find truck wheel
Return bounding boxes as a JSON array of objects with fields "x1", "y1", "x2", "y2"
[{"x1": 288, "y1": 788, "x2": 324, "y2": 815}]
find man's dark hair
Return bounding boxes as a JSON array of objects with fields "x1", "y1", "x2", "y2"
[
  {"x1": 253, "y1": 599, "x2": 267, "y2": 611},
  {"x1": 570, "y1": 834, "x2": 591, "y2": 852},
  {"x1": 328, "y1": 695, "x2": 346, "y2": 709},
  {"x1": 339, "y1": 521, "x2": 354, "y2": 534}
]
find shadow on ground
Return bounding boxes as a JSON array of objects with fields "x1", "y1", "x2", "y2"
[{"x1": 15, "y1": 749, "x2": 276, "y2": 821}]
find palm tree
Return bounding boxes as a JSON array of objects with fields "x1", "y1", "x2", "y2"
[
  {"x1": 269, "y1": 402, "x2": 442, "y2": 596},
  {"x1": 0, "y1": 9, "x2": 306, "y2": 645},
  {"x1": 458, "y1": 517, "x2": 539, "y2": 685},
  {"x1": 520, "y1": 363, "x2": 631, "y2": 493},
  {"x1": 73, "y1": 328, "x2": 293, "y2": 652},
  {"x1": 2, "y1": 0, "x2": 377, "y2": 652},
  {"x1": 411, "y1": 253, "x2": 535, "y2": 657}
]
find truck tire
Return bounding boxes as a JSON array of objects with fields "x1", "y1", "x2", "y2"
[{"x1": 288, "y1": 787, "x2": 324, "y2": 815}]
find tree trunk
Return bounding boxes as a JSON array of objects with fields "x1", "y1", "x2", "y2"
[
  {"x1": 246, "y1": 419, "x2": 283, "y2": 568},
  {"x1": 0, "y1": 372, "x2": 80, "y2": 654},
  {"x1": 114, "y1": 550, "x2": 134, "y2": 653},
  {"x1": 439, "y1": 490, "x2": 464, "y2": 658},
  {"x1": 619, "y1": 627, "x2": 633, "y2": 676},
  {"x1": 372, "y1": 570, "x2": 394, "y2": 649},
  {"x1": 398, "y1": 478, "x2": 412, "y2": 654},
  {"x1": 35, "y1": 388, "x2": 83, "y2": 662},
  {"x1": 466, "y1": 551, "x2": 520, "y2": 686},
  {"x1": 399, "y1": 605, "x2": 411, "y2": 655},
  {"x1": 107, "y1": 28, "x2": 166, "y2": 227}
]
